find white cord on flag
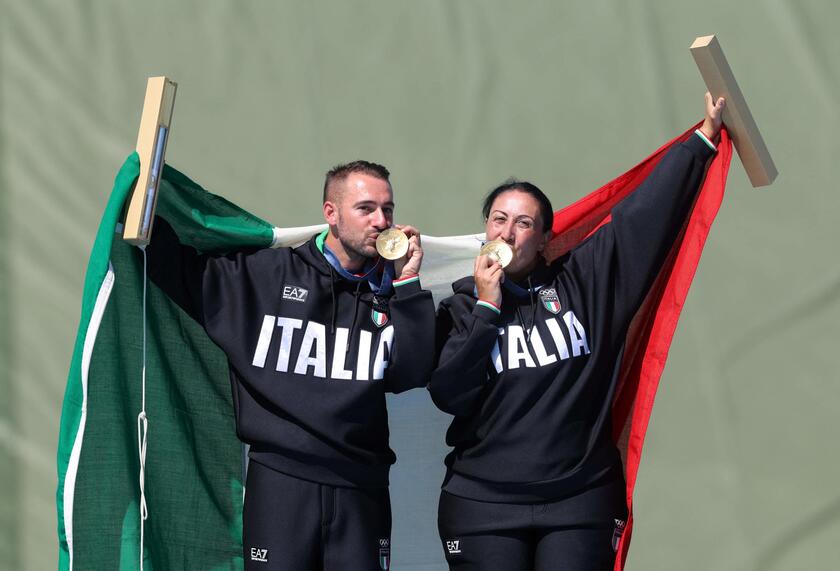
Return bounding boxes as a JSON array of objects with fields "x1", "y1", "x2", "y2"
[{"x1": 137, "y1": 245, "x2": 150, "y2": 570}]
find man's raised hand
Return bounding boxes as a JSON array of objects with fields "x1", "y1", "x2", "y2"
[{"x1": 394, "y1": 224, "x2": 423, "y2": 280}]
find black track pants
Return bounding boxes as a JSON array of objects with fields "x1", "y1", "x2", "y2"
[
  {"x1": 437, "y1": 476, "x2": 627, "y2": 571},
  {"x1": 243, "y1": 461, "x2": 392, "y2": 570}
]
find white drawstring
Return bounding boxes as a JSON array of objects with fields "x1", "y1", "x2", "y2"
[{"x1": 137, "y1": 245, "x2": 150, "y2": 569}]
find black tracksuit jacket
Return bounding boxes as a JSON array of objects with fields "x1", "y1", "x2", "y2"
[
  {"x1": 146, "y1": 221, "x2": 436, "y2": 488},
  {"x1": 429, "y1": 133, "x2": 716, "y2": 502}
]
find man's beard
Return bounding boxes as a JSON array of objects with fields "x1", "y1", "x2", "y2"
[
  {"x1": 340, "y1": 235, "x2": 377, "y2": 260},
  {"x1": 336, "y1": 221, "x2": 378, "y2": 261}
]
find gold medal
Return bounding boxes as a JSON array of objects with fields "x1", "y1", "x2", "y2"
[
  {"x1": 479, "y1": 239, "x2": 513, "y2": 268},
  {"x1": 376, "y1": 228, "x2": 409, "y2": 260}
]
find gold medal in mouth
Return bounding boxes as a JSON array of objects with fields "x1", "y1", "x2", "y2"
[
  {"x1": 376, "y1": 228, "x2": 409, "y2": 260},
  {"x1": 479, "y1": 239, "x2": 514, "y2": 268}
]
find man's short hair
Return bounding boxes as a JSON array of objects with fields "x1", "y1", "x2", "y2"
[
  {"x1": 482, "y1": 178, "x2": 554, "y2": 233},
  {"x1": 323, "y1": 160, "x2": 391, "y2": 203}
]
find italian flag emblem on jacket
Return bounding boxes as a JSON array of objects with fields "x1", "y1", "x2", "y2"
[
  {"x1": 539, "y1": 288, "x2": 562, "y2": 314},
  {"x1": 371, "y1": 308, "x2": 389, "y2": 327}
]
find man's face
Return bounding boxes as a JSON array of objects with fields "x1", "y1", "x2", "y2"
[
  {"x1": 324, "y1": 173, "x2": 394, "y2": 259},
  {"x1": 485, "y1": 190, "x2": 548, "y2": 275}
]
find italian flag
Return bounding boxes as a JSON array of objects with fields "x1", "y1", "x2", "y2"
[{"x1": 57, "y1": 124, "x2": 731, "y2": 570}]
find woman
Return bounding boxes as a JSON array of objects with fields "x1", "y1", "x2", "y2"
[{"x1": 429, "y1": 94, "x2": 724, "y2": 570}]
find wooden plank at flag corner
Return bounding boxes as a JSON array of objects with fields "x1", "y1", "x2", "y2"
[
  {"x1": 123, "y1": 76, "x2": 178, "y2": 245},
  {"x1": 690, "y1": 35, "x2": 777, "y2": 187}
]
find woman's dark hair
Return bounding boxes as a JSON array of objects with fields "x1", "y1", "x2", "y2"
[{"x1": 482, "y1": 178, "x2": 553, "y2": 233}]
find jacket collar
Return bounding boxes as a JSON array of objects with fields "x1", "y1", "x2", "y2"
[{"x1": 300, "y1": 229, "x2": 394, "y2": 295}]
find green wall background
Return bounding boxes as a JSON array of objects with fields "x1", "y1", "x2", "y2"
[{"x1": 2, "y1": 1, "x2": 838, "y2": 569}]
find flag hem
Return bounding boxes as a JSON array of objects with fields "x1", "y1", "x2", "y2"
[{"x1": 63, "y1": 262, "x2": 116, "y2": 570}]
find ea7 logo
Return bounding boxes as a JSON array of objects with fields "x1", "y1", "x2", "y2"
[
  {"x1": 250, "y1": 547, "x2": 269, "y2": 563},
  {"x1": 282, "y1": 285, "x2": 308, "y2": 303},
  {"x1": 446, "y1": 540, "x2": 462, "y2": 554}
]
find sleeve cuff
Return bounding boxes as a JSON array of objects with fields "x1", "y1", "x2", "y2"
[
  {"x1": 679, "y1": 130, "x2": 717, "y2": 163},
  {"x1": 693, "y1": 129, "x2": 718, "y2": 152},
  {"x1": 393, "y1": 275, "x2": 423, "y2": 297},
  {"x1": 473, "y1": 300, "x2": 502, "y2": 323}
]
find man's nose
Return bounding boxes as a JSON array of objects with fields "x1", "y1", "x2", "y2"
[{"x1": 372, "y1": 208, "x2": 388, "y2": 229}]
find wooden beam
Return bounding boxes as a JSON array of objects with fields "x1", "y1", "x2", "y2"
[
  {"x1": 690, "y1": 35, "x2": 777, "y2": 187},
  {"x1": 123, "y1": 76, "x2": 178, "y2": 245}
]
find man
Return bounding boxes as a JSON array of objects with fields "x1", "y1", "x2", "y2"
[{"x1": 145, "y1": 160, "x2": 436, "y2": 570}]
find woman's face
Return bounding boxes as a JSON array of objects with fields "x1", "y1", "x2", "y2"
[{"x1": 484, "y1": 190, "x2": 549, "y2": 277}]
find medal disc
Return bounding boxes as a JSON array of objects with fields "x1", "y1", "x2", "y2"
[
  {"x1": 376, "y1": 228, "x2": 409, "y2": 260},
  {"x1": 479, "y1": 239, "x2": 513, "y2": 268}
]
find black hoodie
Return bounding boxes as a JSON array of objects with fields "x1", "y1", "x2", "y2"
[
  {"x1": 145, "y1": 220, "x2": 436, "y2": 488},
  {"x1": 429, "y1": 133, "x2": 716, "y2": 502}
]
